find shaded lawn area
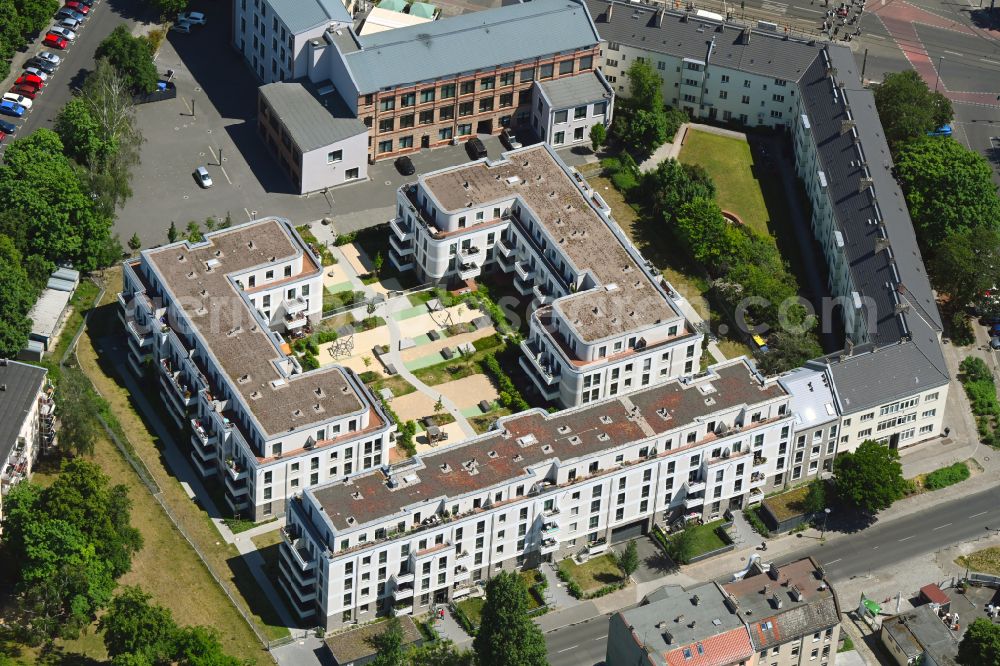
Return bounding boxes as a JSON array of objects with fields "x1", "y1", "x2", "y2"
[
  {"x1": 763, "y1": 485, "x2": 810, "y2": 522},
  {"x1": 677, "y1": 130, "x2": 771, "y2": 241},
  {"x1": 956, "y1": 546, "x2": 1000, "y2": 575},
  {"x1": 76, "y1": 268, "x2": 290, "y2": 648},
  {"x1": 411, "y1": 341, "x2": 504, "y2": 386},
  {"x1": 558, "y1": 554, "x2": 624, "y2": 594},
  {"x1": 454, "y1": 596, "x2": 486, "y2": 629},
  {"x1": 678, "y1": 519, "x2": 729, "y2": 556},
  {"x1": 364, "y1": 373, "x2": 418, "y2": 398}
]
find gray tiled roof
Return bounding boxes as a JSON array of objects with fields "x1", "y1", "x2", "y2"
[
  {"x1": 0, "y1": 360, "x2": 47, "y2": 466},
  {"x1": 259, "y1": 80, "x2": 367, "y2": 152},
  {"x1": 538, "y1": 69, "x2": 612, "y2": 109},
  {"x1": 344, "y1": 0, "x2": 601, "y2": 93},
  {"x1": 270, "y1": 0, "x2": 351, "y2": 34},
  {"x1": 586, "y1": 0, "x2": 822, "y2": 83}
]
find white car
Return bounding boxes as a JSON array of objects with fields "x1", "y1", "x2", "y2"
[
  {"x1": 171, "y1": 21, "x2": 192, "y2": 33},
  {"x1": 178, "y1": 11, "x2": 206, "y2": 24},
  {"x1": 3, "y1": 93, "x2": 32, "y2": 109},
  {"x1": 195, "y1": 166, "x2": 213, "y2": 188},
  {"x1": 58, "y1": 17, "x2": 81, "y2": 30},
  {"x1": 48, "y1": 26, "x2": 77, "y2": 40},
  {"x1": 37, "y1": 51, "x2": 61, "y2": 65},
  {"x1": 22, "y1": 67, "x2": 49, "y2": 81}
]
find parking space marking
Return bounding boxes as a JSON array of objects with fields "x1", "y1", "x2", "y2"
[{"x1": 207, "y1": 146, "x2": 232, "y2": 185}]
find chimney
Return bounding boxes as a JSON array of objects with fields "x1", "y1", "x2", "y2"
[
  {"x1": 772, "y1": 592, "x2": 783, "y2": 609},
  {"x1": 858, "y1": 176, "x2": 874, "y2": 193},
  {"x1": 875, "y1": 237, "x2": 891, "y2": 254},
  {"x1": 606, "y1": 2, "x2": 613, "y2": 20}
]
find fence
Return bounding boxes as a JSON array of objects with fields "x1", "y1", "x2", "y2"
[{"x1": 59, "y1": 276, "x2": 279, "y2": 660}]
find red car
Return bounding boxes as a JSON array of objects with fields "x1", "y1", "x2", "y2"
[
  {"x1": 10, "y1": 85, "x2": 36, "y2": 100},
  {"x1": 64, "y1": 1, "x2": 89, "y2": 12},
  {"x1": 0, "y1": 130, "x2": 6, "y2": 144},
  {"x1": 42, "y1": 34, "x2": 68, "y2": 50},
  {"x1": 14, "y1": 74, "x2": 43, "y2": 89}
]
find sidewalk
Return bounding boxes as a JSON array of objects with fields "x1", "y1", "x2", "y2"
[{"x1": 639, "y1": 123, "x2": 747, "y2": 173}]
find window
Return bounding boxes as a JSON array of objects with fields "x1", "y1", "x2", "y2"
[
  {"x1": 719, "y1": 90, "x2": 728, "y2": 99},
  {"x1": 380, "y1": 98, "x2": 395, "y2": 112},
  {"x1": 420, "y1": 88, "x2": 435, "y2": 103},
  {"x1": 457, "y1": 123, "x2": 472, "y2": 136},
  {"x1": 378, "y1": 140, "x2": 393, "y2": 154},
  {"x1": 553, "y1": 131, "x2": 565, "y2": 145},
  {"x1": 419, "y1": 110, "x2": 434, "y2": 125},
  {"x1": 460, "y1": 81, "x2": 475, "y2": 95},
  {"x1": 741, "y1": 95, "x2": 751, "y2": 104},
  {"x1": 439, "y1": 106, "x2": 454, "y2": 121},
  {"x1": 327, "y1": 149, "x2": 342, "y2": 163},
  {"x1": 399, "y1": 135, "x2": 413, "y2": 149},
  {"x1": 499, "y1": 93, "x2": 513, "y2": 108},
  {"x1": 500, "y1": 71, "x2": 515, "y2": 86},
  {"x1": 554, "y1": 110, "x2": 568, "y2": 124},
  {"x1": 539, "y1": 63, "x2": 554, "y2": 79},
  {"x1": 459, "y1": 101, "x2": 474, "y2": 117},
  {"x1": 378, "y1": 118, "x2": 394, "y2": 133},
  {"x1": 400, "y1": 92, "x2": 415, "y2": 107},
  {"x1": 481, "y1": 76, "x2": 495, "y2": 90},
  {"x1": 479, "y1": 97, "x2": 494, "y2": 112},
  {"x1": 520, "y1": 68, "x2": 535, "y2": 82},
  {"x1": 574, "y1": 127, "x2": 584, "y2": 141},
  {"x1": 559, "y1": 60, "x2": 574, "y2": 75},
  {"x1": 345, "y1": 167, "x2": 359, "y2": 180},
  {"x1": 439, "y1": 127, "x2": 453, "y2": 140},
  {"x1": 399, "y1": 114, "x2": 415, "y2": 129},
  {"x1": 574, "y1": 105, "x2": 587, "y2": 119},
  {"x1": 440, "y1": 84, "x2": 456, "y2": 99}
]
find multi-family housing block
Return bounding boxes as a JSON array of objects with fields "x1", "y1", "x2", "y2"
[
  {"x1": 237, "y1": 0, "x2": 614, "y2": 192},
  {"x1": 607, "y1": 557, "x2": 841, "y2": 666},
  {"x1": 0, "y1": 359, "x2": 53, "y2": 523},
  {"x1": 586, "y1": 0, "x2": 950, "y2": 453},
  {"x1": 279, "y1": 357, "x2": 800, "y2": 629},
  {"x1": 389, "y1": 143, "x2": 703, "y2": 407},
  {"x1": 118, "y1": 218, "x2": 395, "y2": 521}
]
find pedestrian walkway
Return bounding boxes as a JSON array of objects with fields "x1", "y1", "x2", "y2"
[
  {"x1": 435, "y1": 607, "x2": 473, "y2": 648},
  {"x1": 541, "y1": 561, "x2": 577, "y2": 610},
  {"x1": 639, "y1": 123, "x2": 747, "y2": 173}
]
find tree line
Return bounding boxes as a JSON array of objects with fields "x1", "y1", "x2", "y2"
[
  {"x1": 0, "y1": 25, "x2": 156, "y2": 358},
  {"x1": 871, "y1": 70, "x2": 1000, "y2": 342},
  {"x1": 0, "y1": 0, "x2": 62, "y2": 80}
]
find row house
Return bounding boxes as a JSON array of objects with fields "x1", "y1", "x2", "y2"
[
  {"x1": 119, "y1": 218, "x2": 395, "y2": 521},
  {"x1": 389, "y1": 143, "x2": 703, "y2": 408},
  {"x1": 279, "y1": 358, "x2": 802, "y2": 629}
]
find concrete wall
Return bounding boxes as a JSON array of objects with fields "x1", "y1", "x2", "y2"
[{"x1": 300, "y1": 130, "x2": 369, "y2": 193}]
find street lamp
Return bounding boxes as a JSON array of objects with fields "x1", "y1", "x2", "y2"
[
  {"x1": 934, "y1": 56, "x2": 944, "y2": 92},
  {"x1": 821, "y1": 507, "x2": 832, "y2": 538}
]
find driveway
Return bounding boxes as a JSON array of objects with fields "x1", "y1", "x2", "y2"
[
  {"x1": 629, "y1": 535, "x2": 675, "y2": 585},
  {"x1": 115, "y1": 1, "x2": 510, "y2": 247}
]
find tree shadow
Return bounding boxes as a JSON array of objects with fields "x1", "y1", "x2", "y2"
[
  {"x1": 224, "y1": 551, "x2": 301, "y2": 631},
  {"x1": 962, "y1": 7, "x2": 1000, "y2": 29},
  {"x1": 103, "y1": 0, "x2": 160, "y2": 25},
  {"x1": 642, "y1": 550, "x2": 677, "y2": 575}
]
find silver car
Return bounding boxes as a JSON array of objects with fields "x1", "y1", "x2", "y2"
[
  {"x1": 195, "y1": 166, "x2": 213, "y2": 188},
  {"x1": 58, "y1": 17, "x2": 81, "y2": 30},
  {"x1": 48, "y1": 26, "x2": 77, "y2": 40}
]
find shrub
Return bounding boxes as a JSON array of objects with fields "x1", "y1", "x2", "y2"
[
  {"x1": 472, "y1": 333, "x2": 503, "y2": 352},
  {"x1": 300, "y1": 353, "x2": 320, "y2": 371},
  {"x1": 611, "y1": 169, "x2": 639, "y2": 193},
  {"x1": 334, "y1": 232, "x2": 358, "y2": 246},
  {"x1": 950, "y1": 311, "x2": 975, "y2": 346},
  {"x1": 315, "y1": 330, "x2": 339, "y2": 345},
  {"x1": 744, "y1": 506, "x2": 771, "y2": 537},
  {"x1": 359, "y1": 370, "x2": 379, "y2": 383},
  {"x1": 923, "y1": 462, "x2": 970, "y2": 490},
  {"x1": 480, "y1": 353, "x2": 530, "y2": 411}
]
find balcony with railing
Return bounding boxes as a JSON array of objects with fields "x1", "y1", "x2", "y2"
[
  {"x1": 543, "y1": 507, "x2": 560, "y2": 518},
  {"x1": 683, "y1": 493, "x2": 705, "y2": 509},
  {"x1": 392, "y1": 583, "x2": 415, "y2": 600},
  {"x1": 532, "y1": 283, "x2": 552, "y2": 305},
  {"x1": 458, "y1": 261, "x2": 481, "y2": 281},
  {"x1": 159, "y1": 359, "x2": 194, "y2": 407},
  {"x1": 540, "y1": 538, "x2": 559, "y2": 554},
  {"x1": 519, "y1": 339, "x2": 560, "y2": 386},
  {"x1": 285, "y1": 311, "x2": 308, "y2": 330},
  {"x1": 392, "y1": 601, "x2": 414, "y2": 616},
  {"x1": 686, "y1": 480, "x2": 706, "y2": 494},
  {"x1": 752, "y1": 455, "x2": 768, "y2": 468},
  {"x1": 750, "y1": 471, "x2": 767, "y2": 487},
  {"x1": 459, "y1": 245, "x2": 481, "y2": 262},
  {"x1": 284, "y1": 296, "x2": 308, "y2": 315},
  {"x1": 495, "y1": 237, "x2": 513, "y2": 258},
  {"x1": 1, "y1": 449, "x2": 29, "y2": 492},
  {"x1": 280, "y1": 526, "x2": 317, "y2": 571},
  {"x1": 393, "y1": 569, "x2": 415, "y2": 585},
  {"x1": 190, "y1": 418, "x2": 217, "y2": 449},
  {"x1": 542, "y1": 520, "x2": 559, "y2": 535},
  {"x1": 390, "y1": 232, "x2": 415, "y2": 256},
  {"x1": 390, "y1": 216, "x2": 413, "y2": 242},
  {"x1": 389, "y1": 246, "x2": 415, "y2": 272},
  {"x1": 513, "y1": 261, "x2": 535, "y2": 284},
  {"x1": 454, "y1": 565, "x2": 471, "y2": 581}
]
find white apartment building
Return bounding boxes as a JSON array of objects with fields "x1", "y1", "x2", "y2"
[
  {"x1": 590, "y1": 0, "x2": 950, "y2": 454},
  {"x1": 0, "y1": 359, "x2": 53, "y2": 524},
  {"x1": 531, "y1": 70, "x2": 615, "y2": 148},
  {"x1": 119, "y1": 218, "x2": 395, "y2": 521},
  {"x1": 389, "y1": 143, "x2": 703, "y2": 408},
  {"x1": 280, "y1": 358, "x2": 799, "y2": 629}
]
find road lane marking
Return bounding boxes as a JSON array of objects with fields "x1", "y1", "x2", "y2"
[
  {"x1": 557, "y1": 645, "x2": 578, "y2": 653},
  {"x1": 944, "y1": 50, "x2": 964, "y2": 56},
  {"x1": 873, "y1": 545, "x2": 879, "y2": 549},
  {"x1": 971, "y1": 511, "x2": 988, "y2": 518},
  {"x1": 933, "y1": 523, "x2": 952, "y2": 530},
  {"x1": 898, "y1": 535, "x2": 915, "y2": 541},
  {"x1": 207, "y1": 146, "x2": 232, "y2": 185},
  {"x1": 594, "y1": 635, "x2": 607, "y2": 641},
  {"x1": 981, "y1": 58, "x2": 1000, "y2": 65},
  {"x1": 825, "y1": 558, "x2": 842, "y2": 565}
]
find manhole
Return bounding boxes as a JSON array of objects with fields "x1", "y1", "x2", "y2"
[
  {"x1": 183, "y1": 195, "x2": 189, "y2": 200},
  {"x1": 222, "y1": 157, "x2": 228, "y2": 162},
  {"x1": 194, "y1": 87, "x2": 202, "y2": 92},
  {"x1": 207, "y1": 129, "x2": 213, "y2": 134},
  {"x1": 385, "y1": 180, "x2": 392, "y2": 185}
]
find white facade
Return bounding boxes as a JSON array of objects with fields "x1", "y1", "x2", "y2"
[
  {"x1": 280, "y1": 358, "x2": 796, "y2": 629},
  {"x1": 530, "y1": 72, "x2": 615, "y2": 148},
  {"x1": 298, "y1": 126, "x2": 369, "y2": 192},
  {"x1": 120, "y1": 219, "x2": 394, "y2": 521},
  {"x1": 836, "y1": 389, "x2": 946, "y2": 455}
]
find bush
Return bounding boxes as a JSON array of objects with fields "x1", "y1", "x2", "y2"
[
  {"x1": 472, "y1": 333, "x2": 503, "y2": 352},
  {"x1": 959, "y1": 356, "x2": 1000, "y2": 446},
  {"x1": 611, "y1": 169, "x2": 639, "y2": 193},
  {"x1": 923, "y1": 462, "x2": 970, "y2": 490},
  {"x1": 480, "y1": 353, "x2": 530, "y2": 411},
  {"x1": 744, "y1": 506, "x2": 771, "y2": 537},
  {"x1": 299, "y1": 353, "x2": 320, "y2": 371},
  {"x1": 359, "y1": 370, "x2": 380, "y2": 383},
  {"x1": 334, "y1": 232, "x2": 358, "y2": 246},
  {"x1": 950, "y1": 311, "x2": 975, "y2": 346},
  {"x1": 315, "y1": 330, "x2": 339, "y2": 345}
]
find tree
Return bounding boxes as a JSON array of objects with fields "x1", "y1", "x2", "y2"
[
  {"x1": 833, "y1": 440, "x2": 907, "y2": 515},
  {"x1": 0, "y1": 235, "x2": 37, "y2": 357},
  {"x1": 154, "y1": 0, "x2": 188, "y2": 17},
  {"x1": 589, "y1": 123, "x2": 606, "y2": 152},
  {"x1": 802, "y1": 479, "x2": 827, "y2": 514},
  {"x1": 434, "y1": 395, "x2": 444, "y2": 414},
  {"x1": 894, "y1": 136, "x2": 1000, "y2": 249},
  {"x1": 958, "y1": 617, "x2": 1000, "y2": 665},
  {"x1": 96, "y1": 26, "x2": 159, "y2": 95},
  {"x1": 626, "y1": 59, "x2": 662, "y2": 113},
  {"x1": 873, "y1": 70, "x2": 952, "y2": 150},
  {"x1": 756, "y1": 330, "x2": 823, "y2": 376},
  {"x1": 473, "y1": 571, "x2": 548, "y2": 666},
  {"x1": 373, "y1": 251, "x2": 384, "y2": 276},
  {"x1": 617, "y1": 107, "x2": 669, "y2": 160},
  {"x1": 167, "y1": 221, "x2": 178, "y2": 243},
  {"x1": 617, "y1": 540, "x2": 639, "y2": 578},
  {"x1": 667, "y1": 525, "x2": 698, "y2": 564},
  {"x1": 407, "y1": 640, "x2": 475, "y2": 666},
  {"x1": 128, "y1": 232, "x2": 142, "y2": 253},
  {"x1": 100, "y1": 587, "x2": 178, "y2": 663},
  {"x1": 0, "y1": 129, "x2": 116, "y2": 271},
  {"x1": 930, "y1": 226, "x2": 1000, "y2": 308},
  {"x1": 11, "y1": 0, "x2": 61, "y2": 36},
  {"x1": 645, "y1": 159, "x2": 716, "y2": 219},
  {"x1": 173, "y1": 625, "x2": 243, "y2": 666},
  {"x1": 54, "y1": 369, "x2": 101, "y2": 458},
  {"x1": 185, "y1": 221, "x2": 203, "y2": 242},
  {"x1": 55, "y1": 97, "x2": 112, "y2": 167},
  {"x1": 370, "y1": 617, "x2": 406, "y2": 666}
]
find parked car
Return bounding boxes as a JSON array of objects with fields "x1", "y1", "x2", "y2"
[
  {"x1": 36, "y1": 51, "x2": 61, "y2": 66},
  {"x1": 11, "y1": 86, "x2": 37, "y2": 100},
  {"x1": 75, "y1": 0, "x2": 94, "y2": 7},
  {"x1": 48, "y1": 26, "x2": 77, "y2": 41},
  {"x1": 394, "y1": 156, "x2": 415, "y2": 176},
  {"x1": 14, "y1": 74, "x2": 43, "y2": 89},
  {"x1": 42, "y1": 34, "x2": 68, "y2": 49},
  {"x1": 3, "y1": 93, "x2": 32, "y2": 109},
  {"x1": 178, "y1": 11, "x2": 206, "y2": 24},
  {"x1": 171, "y1": 21, "x2": 192, "y2": 33},
  {"x1": 0, "y1": 119, "x2": 16, "y2": 134},
  {"x1": 56, "y1": 8, "x2": 86, "y2": 21},
  {"x1": 56, "y1": 17, "x2": 82, "y2": 30},
  {"x1": 465, "y1": 136, "x2": 487, "y2": 160},
  {"x1": 991, "y1": 336, "x2": 1000, "y2": 350},
  {"x1": 499, "y1": 128, "x2": 522, "y2": 150},
  {"x1": 0, "y1": 101, "x2": 26, "y2": 118},
  {"x1": 0, "y1": 130, "x2": 6, "y2": 143},
  {"x1": 22, "y1": 68, "x2": 49, "y2": 82},
  {"x1": 194, "y1": 166, "x2": 213, "y2": 188},
  {"x1": 63, "y1": 1, "x2": 90, "y2": 14},
  {"x1": 27, "y1": 57, "x2": 56, "y2": 74}
]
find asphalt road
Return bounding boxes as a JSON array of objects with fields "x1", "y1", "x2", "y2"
[
  {"x1": 0, "y1": 0, "x2": 153, "y2": 149},
  {"x1": 545, "y1": 484, "x2": 1000, "y2": 666}
]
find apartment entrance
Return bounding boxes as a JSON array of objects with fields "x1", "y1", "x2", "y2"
[
  {"x1": 421, "y1": 135, "x2": 430, "y2": 148},
  {"x1": 477, "y1": 119, "x2": 493, "y2": 134}
]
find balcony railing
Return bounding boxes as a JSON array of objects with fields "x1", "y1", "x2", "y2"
[
  {"x1": 687, "y1": 480, "x2": 706, "y2": 494},
  {"x1": 459, "y1": 245, "x2": 481, "y2": 261},
  {"x1": 284, "y1": 296, "x2": 308, "y2": 315},
  {"x1": 532, "y1": 284, "x2": 552, "y2": 305},
  {"x1": 285, "y1": 311, "x2": 307, "y2": 330},
  {"x1": 513, "y1": 261, "x2": 535, "y2": 283},
  {"x1": 495, "y1": 237, "x2": 513, "y2": 258},
  {"x1": 540, "y1": 538, "x2": 559, "y2": 553},
  {"x1": 684, "y1": 494, "x2": 705, "y2": 509},
  {"x1": 458, "y1": 261, "x2": 481, "y2": 280},
  {"x1": 389, "y1": 247, "x2": 415, "y2": 273},
  {"x1": 190, "y1": 418, "x2": 216, "y2": 448},
  {"x1": 389, "y1": 217, "x2": 413, "y2": 241},
  {"x1": 280, "y1": 527, "x2": 316, "y2": 571},
  {"x1": 390, "y1": 233, "x2": 415, "y2": 256},
  {"x1": 542, "y1": 521, "x2": 559, "y2": 535},
  {"x1": 392, "y1": 583, "x2": 414, "y2": 600}
]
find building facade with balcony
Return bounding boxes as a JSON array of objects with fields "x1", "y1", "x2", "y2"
[
  {"x1": 0, "y1": 359, "x2": 53, "y2": 524},
  {"x1": 119, "y1": 218, "x2": 395, "y2": 521},
  {"x1": 279, "y1": 358, "x2": 810, "y2": 629},
  {"x1": 591, "y1": 0, "x2": 950, "y2": 455},
  {"x1": 389, "y1": 143, "x2": 703, "y2": 408}
]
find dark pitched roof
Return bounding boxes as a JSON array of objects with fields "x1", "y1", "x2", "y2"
[{"x1": 0, "y1": 360, "x2": 47, "y2": 464}]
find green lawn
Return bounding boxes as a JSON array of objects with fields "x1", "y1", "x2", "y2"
[
  {"x1": 558, "y1": 554, "x2": 624, "y2": 594},
  {"x1": 681, "y1": 519, "x2": 729, "y2": 555},
  {"x1": 364, "y1": 373, "x2": 417, "y2": 398},
  {"x1": 677, "y1": 130, "x2": 771, "y2": 241},
  {"x1": 762, "y1": 485, "x2": 810, "y2": 522},
  {"x1": 411, "y1": 344, "x2": 502, "y2": 386},
  {"x1": 454, "y1": 596, "x2": 486, "y2": 631},
  {"x1": 957, "y1": 546, "x2": 1000, "y2": 575}
]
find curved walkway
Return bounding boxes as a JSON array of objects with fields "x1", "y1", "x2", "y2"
[{"x1": 639, "y1": 123, "x2": 748, "y2": 173}]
